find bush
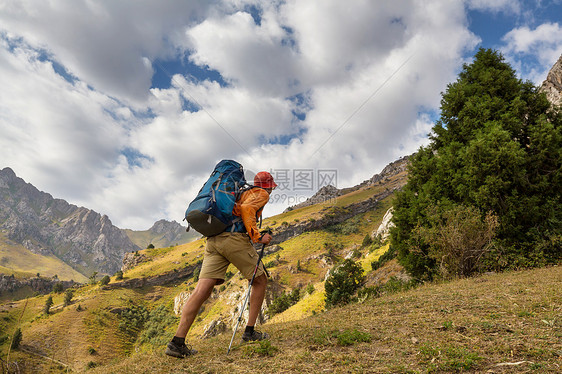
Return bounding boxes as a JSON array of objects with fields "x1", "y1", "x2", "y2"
[
  {"x1": 361, "y1": 234, "x2": 372, "y2": 248},
  {"x1": 371, "y1": 246, "x2": 397, "y2": 271},
  {"x1": 413, "y1": 205, "x2": 498, "y2": 278},
  {"x1": 43, "y1": 296, "x2": 53, "y2": 315},
  {"x1": 306, "y1": 284, "x2": 315, "y2": 295},
  {"x1": 114, "y1": 271, "x2": 123, "y2": 280},
  {"x1": 99, "y1": 275, "x2": 110, "y2": 286},
  {"x1": 267, "y1": 288, "x2": 301, "y2": 316},
  {"x1": 325, "y1": 259, "x2": 365, "y2": 308},
  {"x1": 119, "y1": 304, "x2": 149, "y2": 336},
  {"x1": 11, "y1": 328, "x2": 22, "y2": 349},
  {"x1": 64, "y1": 289, "x2": 74, "y2": 306},
  {"x1": 52, "y1": 282, "x2": 64, "y2": 294},
  {"x1": 138, "y1": 305, "x2": 178, "y2": 347},
  {"x1": 147, "y1": 243, "x2": 155, "y2": 249}
]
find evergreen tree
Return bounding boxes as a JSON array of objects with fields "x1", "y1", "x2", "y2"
[
  {"x1": 100, "y1": 275, "x2": 110, "y2": 286},
  {"x1": 44, "y1": 296, "x2": 53, "y2": 315},
  {"x1": 11, "y1": 328, "x2": 22, "y2": 350},
  {"x1": 392, "y1": 48, "x2": 562, "y2": 280},
  {"x1": 64, "y1": 289, "x2": 74, "y2": 306}
]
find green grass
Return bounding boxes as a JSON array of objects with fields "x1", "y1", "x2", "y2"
[{"x1": 0, "y1": 233, "x2": 87, "y2": 282}]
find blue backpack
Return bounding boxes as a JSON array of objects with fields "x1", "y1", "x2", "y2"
[{"x1": 185, "y1": 160, "x2": 248, "y2": 237}]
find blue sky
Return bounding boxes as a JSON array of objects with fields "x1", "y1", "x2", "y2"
[{"x1": 1, "y1": 0, "x2": 561, "y2": 230}]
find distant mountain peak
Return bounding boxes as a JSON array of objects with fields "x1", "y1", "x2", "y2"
[{"x1": 0, "y1": 168, "x2": 140, "y2": 277}]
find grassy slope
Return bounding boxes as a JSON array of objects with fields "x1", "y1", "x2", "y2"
[
  {"x1": 0, "y1": 175, "x2": 397, "y2": 371},
  {"x1": 87, "y1": 265, "x2": 561, "y2": 373},
  {"x1": 0, "y1": 233, "x2": 87, "y2": 282}
]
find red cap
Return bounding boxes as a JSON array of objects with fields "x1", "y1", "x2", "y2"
[{"x1": 254, "y1": 171, "x2": 277, "y2": 189}]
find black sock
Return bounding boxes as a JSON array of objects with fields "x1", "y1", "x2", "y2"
[
  {"x1": 172, "y1": 336, "x2": 185, "y2": 345},
  {"x1": 245, "y1": 326, "x2": 254, "y2": 334}
]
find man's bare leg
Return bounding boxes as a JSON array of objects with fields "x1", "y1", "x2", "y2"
[{"x1": 174, "y1": 278, "x2": 217, "y2": 338}]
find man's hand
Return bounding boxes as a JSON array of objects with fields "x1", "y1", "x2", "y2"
[{"x1": 259, "y1": 233, "x2": 272, "y2": 245}]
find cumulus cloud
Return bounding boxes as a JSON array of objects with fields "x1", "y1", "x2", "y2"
[
  {"x1": 6, "y1": 0, "x2": 535, "y2": 229},
  {"x1": 466, "y1": 0, "x2": 521, "y2": 14},
  {"x1": 0, "y1": 0, "x2": 213, "y2": 106},
  {"x1": 501, "y1": 22, "x2": 562, "y2": 83}
]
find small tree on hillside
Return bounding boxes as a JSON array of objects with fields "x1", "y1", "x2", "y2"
[
  {"x1": 412, "y1": 205, "x2": 498, "y2": 279},
  {"x1": 325, "y1": 259, "x2": 365, "y2": 308},
  {"x1": 64, "y1": 289, "x2": 74, "y2": 307},
  {"x1": 89, "y1": 272, "x2": 98, "y2": 285},
  {"x1": 44, "y1": 296, "x2": 53, "y2": 315},
  {"x1": 52, "y1": 282, "x2": 64, "y2": 294},
  {"x1": 11, "y1": 328, "x2": 22, "y2": 350},
  {"x1": 100, "y1": 275, "x2": 110, "y2": 286}
]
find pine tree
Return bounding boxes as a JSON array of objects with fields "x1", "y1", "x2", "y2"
[
  {"x1": 392, "y1": 48, "x2": 562, "y2": 280},
  {"x1": 44, "y1": 296, "x2": 53, "y2": 315}
]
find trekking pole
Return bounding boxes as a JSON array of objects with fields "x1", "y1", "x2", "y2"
[{"x1": 227, "y1": 229, "x2": 272, "y2": 355}]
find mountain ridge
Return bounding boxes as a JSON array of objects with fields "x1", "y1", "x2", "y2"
[{"x1": 0, "y1": 167, "x2": 140, "y2": 277}]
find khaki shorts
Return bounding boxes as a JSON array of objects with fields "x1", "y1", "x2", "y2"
[{"x1": 199, "y1": 232, "x2": 264, "y2": 284}]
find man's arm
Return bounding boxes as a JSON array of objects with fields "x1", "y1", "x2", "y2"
[{"x1": 238, "y1": 189, "x2": 270, "y2": 243}]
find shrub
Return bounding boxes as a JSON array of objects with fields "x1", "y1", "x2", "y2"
[
  {"x1": 371, "y1": 246, "x2": 397, "y2": 271},
  {"x1": 114, "y1": 271, "x2": 123, "y2": 280},
  {"x1": 267, "y1": 288, "x2": 301, "y2": 316},
  {"x1": 147, "y1": 243, "x2": 155, "y2": 249},
  {"x1": 412, "y1": 205, "x2": 498, "y2": 278},
  {"x1": 52, "y1": 282, "x2": 64, "y2": 294},
  {"x1": 64, "y1": 289, "x2": 74, "y2": 306},
  {"x1": 11, "y1": 328, "x2": 22, "y2": 349},
  {"x1": 119, "y1": 304, "x2": 149, "y2": 336},
  {"x1": 43, "y1": 296, "x2": 53, "y2": 315},
  {"x1": 325, "y1": 259, "x2": 365, "y2": 308},
  {"x1": 138, "y1": 305, "x2": 178, "y2": 347},
  {"x1": 361, "y1": 234, "x2": 372, "y2": 248},
  {"x1": 305, "y1": 284, "x2": 315, "y2": 295},
  {"x1": 99, "y1": 275, "x2": 110, "y2": 286}
]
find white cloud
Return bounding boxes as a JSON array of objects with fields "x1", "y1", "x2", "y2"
[
  {"x1": 1, "y1": 0, "x2": 486, "y2": 229},
  {"x1": 501, "y1": 22, "x2": 562, "y2": 83},
  {"x1": 466, "y1": 0, "x2": 521, "y2": 14},
  {"x1": 0, "y1": 0, "x2": 214, "y2": 106}
]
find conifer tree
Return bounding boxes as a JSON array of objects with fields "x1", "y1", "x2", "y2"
[{"x1": 392, "y1": 48, "x2": 562, "y2": 280}]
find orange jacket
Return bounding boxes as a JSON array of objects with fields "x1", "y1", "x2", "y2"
[{"x1": 233, "y1": 187, "x2": 269, "y2": 243}]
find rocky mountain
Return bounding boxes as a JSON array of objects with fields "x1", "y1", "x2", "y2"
[
  {"x1": 124, "y1": 219, "x2": 199, "y2": 250},
  {"x1": 0, "y1": 167, "x2": 140, "y2": 276},
  {"x1": 540, "y1": 53, "x2": 562, "y2": 106},
  {"x1": 285, "y1": 155, "x2": 409, "y2": 212}
]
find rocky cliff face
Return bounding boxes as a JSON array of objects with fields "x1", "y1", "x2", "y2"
[
  {"x1": 0, "y1": 167, "x2": 140, "y2": 276},
  {"x1": 540, "y1": 53, "x2": 562, "y2": 107},
  {"x1": 125, "y1": 219, "x2": 198, "y2": 249}
]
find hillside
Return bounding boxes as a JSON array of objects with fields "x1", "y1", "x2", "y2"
[
  {"x1": 2, "y1": 264, "x2": 560, "y2": 373},
  {"x1": 0, "y1": 153, "x2": 560, "y2": 373},
  {"x1": 0, "y1": 158, "x2": 407, "y2": 371}
]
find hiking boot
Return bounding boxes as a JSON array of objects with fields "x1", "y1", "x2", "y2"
[
  {"x1": 165, "y1": 341, "x2": 197, "y2": 358},
  {"x1": 242, "y1": 329, "x2": 269, "y2": 342}
]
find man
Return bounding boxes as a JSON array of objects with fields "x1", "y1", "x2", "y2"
[{"x1": 165, "y1": 171, "x2": 277, "y2": 358}]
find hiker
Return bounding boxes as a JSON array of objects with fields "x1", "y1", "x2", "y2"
[{"x1": 165, "y1": 171, "x2": 277, "y2": 358}]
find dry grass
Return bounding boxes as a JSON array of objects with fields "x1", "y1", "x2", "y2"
[{"x1": 88, "y1": 265, "x2": 561, "y2": 374}]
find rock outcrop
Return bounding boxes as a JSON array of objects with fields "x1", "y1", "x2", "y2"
[
  {"x1": 125, "y1": 219, "x2": 199, "y2": 249},
  {"x1": 372, "y1": 207, "x2": 395, "y2": 241},
  {"x1": 0, "y1": 167, "x2": 140, "y2": 276},
  {"x1": 0, "y1": 274, "x2": 76, "y2": 296},
  {"x1": 540, "y1": 53, "x2": 562, "y2": 107}
]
